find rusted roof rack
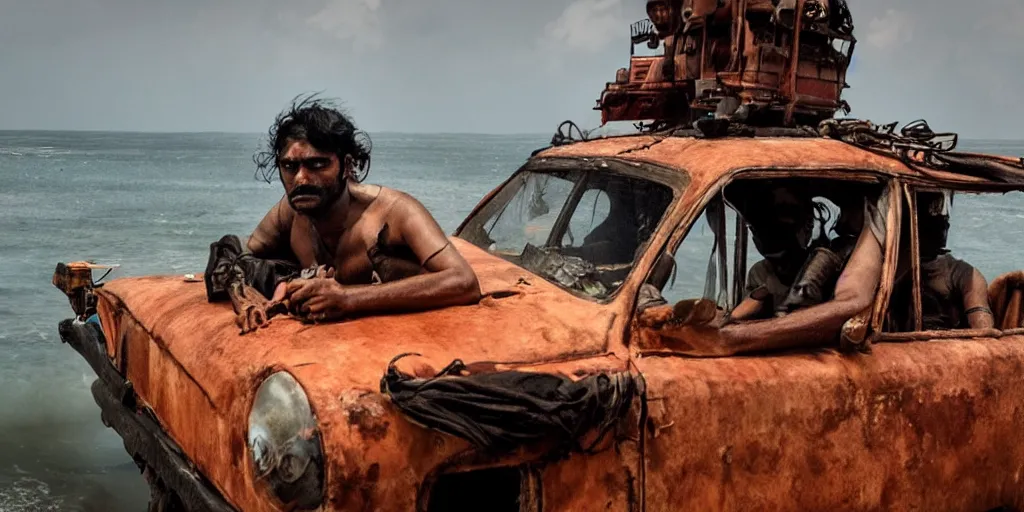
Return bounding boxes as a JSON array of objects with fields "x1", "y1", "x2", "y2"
[
  {"x1": 819, "y1": 118, "x2": 1024, "y2": 185},
  {"x1": 538, "y1": 117, "x2": 1024, "y2": 186}
]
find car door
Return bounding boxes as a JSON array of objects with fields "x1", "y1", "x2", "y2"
[{"x1": 622, "y1": 172, "x2": 1024, "y2": 511}]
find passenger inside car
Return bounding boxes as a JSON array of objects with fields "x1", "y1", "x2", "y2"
[
  {"x1": 727, "y1": 183, "x2": 825, "y2": 321},
  {"x1": 642, "y1": 177, "x2": 892, "y2": 356},
  {"x1": 888, "y1": 191, "x2": 995, "y2": 331},
  {"x1": 713, "y1": 183, "x2": 889, "y2": 353}
]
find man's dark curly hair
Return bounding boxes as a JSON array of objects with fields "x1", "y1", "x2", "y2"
[{"x1": 253, "y1": 93, "x2": 372, "y2": 184}]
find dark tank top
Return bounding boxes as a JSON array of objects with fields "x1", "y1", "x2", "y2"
[{"x1": 890, "y1": 254, "x2": 977, "y2": 331}]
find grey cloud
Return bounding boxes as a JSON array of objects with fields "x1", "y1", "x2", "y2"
[
  {"x1": 306, "y1": 0, "x2": 385, "y2": 51},
  {"x1": 842, "y1": 0, "x2": 1024, "y2": 140},
  {"x1": 542, "y1": 0, "x2": 631, "y2": 53},
  {"x1": 863, "y1": 8, "x2": 915, "y2": 50},
  {"x1": 0, "y1": 0, "x2": 1021, "y2": 139}
]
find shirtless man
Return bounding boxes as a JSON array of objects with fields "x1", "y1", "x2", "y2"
[{"x1": 246, "y1": 96, "x2": 481, "y2": 323}]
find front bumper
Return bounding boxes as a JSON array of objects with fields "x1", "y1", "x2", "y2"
[{"x1": 58, "y1": 319, "x2": 236, "y2": 512}]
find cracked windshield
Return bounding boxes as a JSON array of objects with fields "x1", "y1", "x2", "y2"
[{"x1": 461, "y1": 167, "x2": 674, "y2": 299}]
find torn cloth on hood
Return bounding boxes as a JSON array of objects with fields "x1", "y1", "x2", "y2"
[
  {"x1": 204, "y1": 234, "x2": 301, "y2": 302},
  {"x1": 380, "y1": 354, "x2": 640, "y2": 455}
]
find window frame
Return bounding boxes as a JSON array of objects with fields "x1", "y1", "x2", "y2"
[
  {"x1": 454, "y1": 156, "x2": 689, "y2": 304},
  {"x1": 633, "y1": 167, "x2": 901, "y2": 350},
  {"x1": 872, "y1": 183, "x2": 1024, "y2": 343}
]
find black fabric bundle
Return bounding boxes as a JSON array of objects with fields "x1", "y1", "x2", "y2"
[
  {"x1": 380, "y1": 354, "x2": 640, "y2": 456},
  {"x1": 204, "y1": 235, "x2": 301, "y2": 302}
]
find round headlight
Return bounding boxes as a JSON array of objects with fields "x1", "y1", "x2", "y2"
[{"x1": 248, "y1": 371, "x2": 324, "y2": 510}]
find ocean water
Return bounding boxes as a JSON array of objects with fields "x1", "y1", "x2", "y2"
[{"x1": 0, "y1": 131, "x2": 1021, "y2": 510}]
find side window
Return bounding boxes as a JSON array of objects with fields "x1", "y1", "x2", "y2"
[
  {"x1": 649, "y1": 177, "x2": 889, "y2": 323},
  {"x1": 947, "y1": 190, "x2": 1023, "y2": 280},
  {"x1": 883, "y1": 189, "x2": 1024, "y2": 334},
  {"x1": 658, "y1": 199, "x2": 751, "y2": 308}
]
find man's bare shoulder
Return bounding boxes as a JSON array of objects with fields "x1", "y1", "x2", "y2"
[
  {"x1": 364, "y1": 186, "x2": 448, "y2": 248},
  {"x1": 249, "y1": 195, "x2": 297, "y2": 253},
  {"x1": 273, "y1": 194, "x2": 297, "y2": 221},
  {"x1": 387, "y1": 187, "x2": 430, "y2": 214},
  {"x1": 351, "y1": 184, "x2": 427, "y2": 217},
  {"x1": 267, "y1": 195, "x2": 299, "y2": 235},
  {"x1": 347, "y1": 182, "x2": 384, "y2": 204}
]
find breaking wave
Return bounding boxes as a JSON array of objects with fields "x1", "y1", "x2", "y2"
[{"x1": 0, "y1": 147, "x2": 73, "y2": 158}]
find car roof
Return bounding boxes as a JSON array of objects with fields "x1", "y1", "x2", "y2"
[{"x1": 533, "y1": 135, "x2": 1020, "y2": 194}]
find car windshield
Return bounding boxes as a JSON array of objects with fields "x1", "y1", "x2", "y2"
[{"x1": 458, "y1": 164, "x2": 675, "y2": 300}]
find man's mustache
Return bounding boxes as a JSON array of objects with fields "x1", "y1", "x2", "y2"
[{"x1": 289, "y1": 185, "x2": 328, "y2": 199}]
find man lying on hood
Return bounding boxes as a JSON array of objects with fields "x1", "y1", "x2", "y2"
[{"x1": 235, "y1": 95, "x2": 480, "y2": 330}]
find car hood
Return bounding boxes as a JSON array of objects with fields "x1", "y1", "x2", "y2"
[{"x1": 92, "y1": 238, "x2": 621, "y2": 510}]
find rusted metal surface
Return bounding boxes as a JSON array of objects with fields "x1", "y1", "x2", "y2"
[
  {"x1": 871, "y1": 180, "x2": 903, "y2": 336},
  {"x1": 595, "y1": 0, "x2": 854, "y2": 125},
  {"x1": 51, "y1": 261, "x2": 117, "y2": 321},
  {"x1": 56, "y1": 321, "x2": 236, "y2": 512},
  {"x1": 539, "y1": 442, "x2": 642, "y2": 512},
  {"x1": 636, "y1": 336, "x2": 1024, "y2": 511},
  {"x1": 781, "y1": 0, "x2": 806, "y2": 125},
  {"x1": 874, "y1": 328, "x2": 1003, "y2": 342},
  {"x1": 91, "y1": 238, "x2": 634, "y2": 510},
  {"x1": 538, "y1": 133, "x2": 1024, "y2": 194},
  {"x1": 57, "y1": 130, "x2": 1024, "y2": 511},
  {"x1": 989, "y1": 271, "x2": 1024, "y2": 330},
  {"x1": 903, "y1": 185, "x2": 924, "y2": 332},
  {"x1": 539, "y1": 137, "x2": 918, "y2": 194}
]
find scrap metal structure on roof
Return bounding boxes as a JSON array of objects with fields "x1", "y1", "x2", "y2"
[
  {"x1": 595, "y1": 0, "x2": 855, "y2": 130},
  {"x1": 538, "y1": 0, "x2": 1024, "y2": 188}
]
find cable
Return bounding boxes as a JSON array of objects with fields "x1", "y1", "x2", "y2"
[{"x1": 550, "y1": 120, "x2": 590, "y2": 147}]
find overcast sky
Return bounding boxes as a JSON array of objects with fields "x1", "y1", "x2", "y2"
[{"x1": 1, "y1": 0, "x2": 1021, "y2": 138}]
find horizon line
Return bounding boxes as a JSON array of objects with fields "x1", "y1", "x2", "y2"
[
  {"x1": 0, "y1": 128, "x2": 556, "y2": 137},
  {"x1": 1, "y1": 128, "x2": 1022, "y2": 143}
]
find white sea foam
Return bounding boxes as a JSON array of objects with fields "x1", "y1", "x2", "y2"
[{"x1": 0, "y1": 477, "x2": 64, "y2": 512}]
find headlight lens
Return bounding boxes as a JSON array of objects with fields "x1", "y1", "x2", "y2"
[{"x1": 248, "y1": 371, "x2": 324, "y2": 510}]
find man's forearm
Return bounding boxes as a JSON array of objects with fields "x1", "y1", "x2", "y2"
[
  {"x1": 724, "y1": 219, "x2": 883, "y2": 355},
  {"x1": 725, "y1": 295, "x2": 872, "y2": 354},
  {"x1": 334, "y1": 268, "x2": 480, "y2": 317}
]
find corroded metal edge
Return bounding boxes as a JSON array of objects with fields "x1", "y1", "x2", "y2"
[{"x1": 58, "y1": 319, "x2": 236, "y2": 512}]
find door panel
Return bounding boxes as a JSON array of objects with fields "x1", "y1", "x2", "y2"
[{"x1": 635, "y1": 339, "x2": 1024, "y2": 511}]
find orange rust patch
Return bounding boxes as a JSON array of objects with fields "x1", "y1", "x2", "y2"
[
  {"x1": 637, "y1": 336, "x2": 1024, "y2": 511},
  {"x1": 342, "y1": 391, "x2": 391, "y2": 443}
]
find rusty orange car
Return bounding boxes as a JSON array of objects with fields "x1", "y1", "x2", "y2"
[{"x1": 52, "y1": 119, "x2": 1024, "y2": 511}]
